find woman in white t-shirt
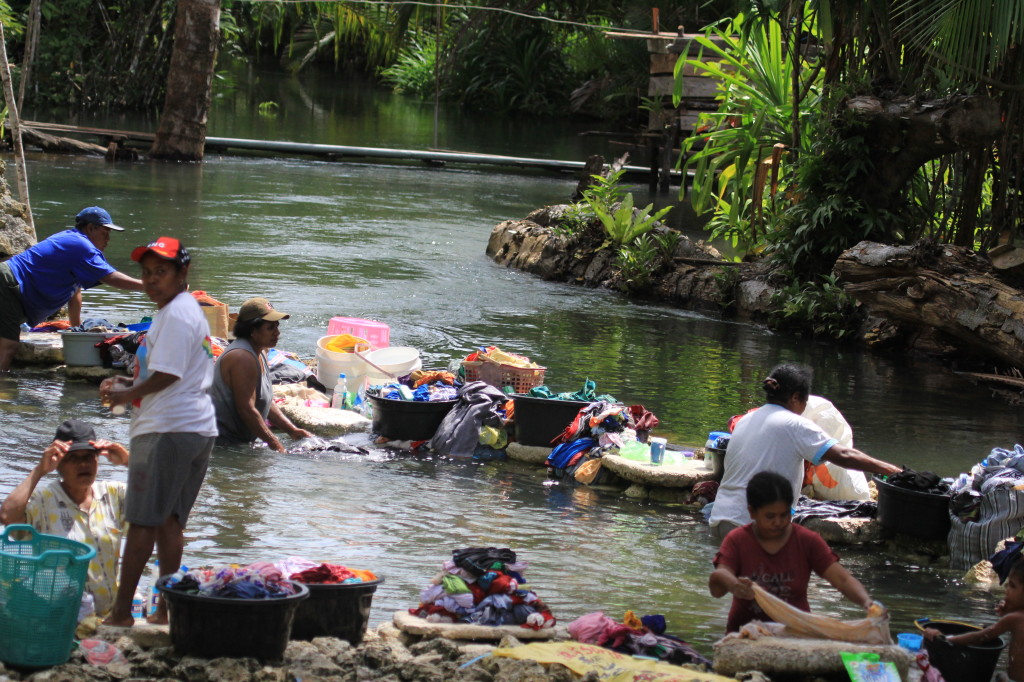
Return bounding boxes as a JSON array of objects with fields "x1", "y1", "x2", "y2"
[
  {"x1": 708, "y1": 363, "x2": 900, "y2": 542},
  {"x1": 99, "y1": 236, "x2": 217, "y2": 626}
]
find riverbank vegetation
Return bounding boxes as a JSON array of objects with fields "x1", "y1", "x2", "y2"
[
  {"x1": 1, "y1": 1, "x2": 1022, "y2": 357},
  {"x1": 680, "y1": 1, "x2": 1022, "y2": 341}
]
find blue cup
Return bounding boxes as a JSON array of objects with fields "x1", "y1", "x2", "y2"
[
  {"x1": 649, "y1": 437, "x2": 667, "y2": 465},
  {"x1": 897, "y1": 632, "x2": 922, "y2": 652}
]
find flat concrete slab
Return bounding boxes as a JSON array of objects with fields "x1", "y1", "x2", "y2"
[
  {"x1": 713, "y1": 636, "x2": 912, "y2": 678},
  {"x1": 16, "y1": 331, "x2": 63, "y2": 364},
  {"x1": 601, "y1": 453, "x2": 716, "y2": 488},
  {"x1": 393, "y1": 610, "x2": 565, "y2": 641}
]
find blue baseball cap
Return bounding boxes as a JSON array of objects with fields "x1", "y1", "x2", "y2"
[{"x1": 75, "y1": 206, "x2": 124, "y2": 231}]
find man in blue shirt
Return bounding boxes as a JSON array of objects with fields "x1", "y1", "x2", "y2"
[{"x1": 0, "y1": 207, "x2": 143, "y2": 371}]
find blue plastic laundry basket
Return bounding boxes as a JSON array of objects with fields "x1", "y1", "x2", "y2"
[{"x1": 0, "y1": 524, "x2": 96, "y2": 668}]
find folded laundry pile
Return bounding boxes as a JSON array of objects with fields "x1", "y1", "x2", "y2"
[{"x1": 409, "y1": 547, "x2": 555, "y2": 629}]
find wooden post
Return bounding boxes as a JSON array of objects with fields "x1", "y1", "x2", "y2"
[
  {"x1": 0, "y1": 23, "x2": 34, "y2": 239},
  {"x1": 652, "y1": 8, "x2": 660, "y2": 34}
]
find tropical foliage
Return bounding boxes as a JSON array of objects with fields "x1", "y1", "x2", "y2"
[{"x1": 681, "y1": 0, "x2": 1024, "y2": 277}]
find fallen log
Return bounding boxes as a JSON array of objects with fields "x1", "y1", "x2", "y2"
[
  {"x1": 835, "y1": 240, "x2": 1024, "y2": 367},
  {"x1": 21, "y1": 125, "x2": 106, "y2": 155}
]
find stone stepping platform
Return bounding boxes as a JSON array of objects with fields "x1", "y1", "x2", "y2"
[
  {"x1": 713, "y1": 635, "x2": 912, "y2": 678},
  {"x1": 393, "y1": 610, "x2": 565, "y2": 641}
]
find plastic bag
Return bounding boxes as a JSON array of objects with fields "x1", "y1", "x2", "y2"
[
  {"x1": 574, "y1": 458, "x2": 602, "y2": 484},
  {"x1": 840, "y1": 652, "x2": 901, "y2": 682},
  {"x1": 617, "y1": 440, "x2": 650, "y2": 462}
]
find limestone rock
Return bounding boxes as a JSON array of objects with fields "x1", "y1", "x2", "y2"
[
  {"x1": 622, "y1": 483, "x2": 648, "y2": 498},
  {"x1": 206, "y1": 656, "x2": 261, "y2": 681},
  {"x1": 505, "y1": 443, "x2": 551, "y2": 465},
  {"x1": 64, "y1": 365, "x2": 125, "y2": 382},
  {"x1": 713, "y1": 636, "x2": 912, "y2": 678},
  {"x1": 409, "y1": 637, "x2": 463, "y2": 661},
  {"x1": 802, "y1": 517, "x2": 883, "y2": 546},
  {"x1": 278, "y1": 402, "x2": 370, "y2": 437},
  {"x1": 0, "y1": 160, "x2": 34, "y2": 260},
  {"x1": 15, "y1": 332, "x2": 63, "y2": 365},
  {"x1": 311, "y1": 635, "x2": 353, "y2": 661},
  {"x1": 107, "y1": 622, "x2": 170, "y2": 650}
]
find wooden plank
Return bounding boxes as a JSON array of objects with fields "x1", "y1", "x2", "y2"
[
  {"x1": 648, "y1": 75, "x2": 721, "y2": 98},
  {"x1": 650, "y1": 52, "x2": 680, "y2": 74}
]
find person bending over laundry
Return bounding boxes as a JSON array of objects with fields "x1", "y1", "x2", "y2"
[
  {"x1": 211, "y1": 297, "x2": 311, "y2": 452},
  {"x1": 924, "y1": 554, "x2": 1024, "y2": 682},
  {"x1": 99, "y1": 237, "x2": 216, "y2": 627},
  {"x1": 0, "y1": 419, "x2": 129, "y2": 619},
  {"x1": 709, "y1": 471, "x2": 878, "y2": 633},
  {"x1": 708, "y1": 363, "x2": 900, "y2": 541},
  {"x1": 0, "y1": 207, "x2": 144, "y2": 371}
]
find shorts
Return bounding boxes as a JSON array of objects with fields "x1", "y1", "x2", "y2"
[
  {"x1": 709, "y1": 520, "x2": 743, "y2": 543},
  {"x1": 126, "y1": 432, "x2": 214, "y2": 528},
  {"x1": 0, "y1": 262, "x2": 25, "y2": 342}
]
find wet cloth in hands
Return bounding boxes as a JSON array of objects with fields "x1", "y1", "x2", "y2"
[
  {"x1": 429, "y1": 382, "x2": 507, "y2": 457},
  {"x1": 886, "y1": 469, "x2": 951, "y2": 495},
  {"x1": 750, "y1": 583, "x2": 891, "y2": 644},
  {"x1": 791, "y1": 496, "x2": 877, "y2": 524}
]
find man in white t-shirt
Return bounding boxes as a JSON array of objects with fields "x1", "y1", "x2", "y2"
[
  {"x1": 99, "y1": 236, "x2": 217, "y2": 626},
  {"x1": 709, "y1": 364, "x2": 900, "y2": 542}
]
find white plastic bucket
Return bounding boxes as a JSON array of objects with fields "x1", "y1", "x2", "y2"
[
  {"x1": 363, "y1": 347, "x2": 421, "y2": 381},
  {"x1": 315, "y1": 346, "x2": 367, "y2": 393}
]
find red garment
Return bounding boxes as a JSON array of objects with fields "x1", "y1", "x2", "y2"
[
  {"x1": 713, "y1": 523, "x2": 839, "y2": 633},
  {"x1": 290, "y1": 563, "x2": 355, "y2": 584}
]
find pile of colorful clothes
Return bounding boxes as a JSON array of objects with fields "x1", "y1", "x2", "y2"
[
  {"x1": 163, "y1": 564, "x2": 301, "y2": 599},
  {"x1": 369, "y1": 370, "x2": 459, "y2": 402},
  {"x1": 545, "y1": 402, "x2": 659, "y2": 485},
  {"x1": 409, "y1": 547, "x2": 555, "y2": 629},
  {"x1": 163, "y1": 558, "x2": 378, "y2": 598},
  {"x1": 567, "y1": 610, "x2": 711, "y2": 668}
]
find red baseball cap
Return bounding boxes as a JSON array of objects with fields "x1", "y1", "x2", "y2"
[{"x1": 130, "y1": 236, "x2": 190, "y2": 266}]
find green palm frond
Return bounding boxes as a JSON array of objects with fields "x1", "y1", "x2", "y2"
[{"x1": 893, "y1": 0, "x2": 1024, "y2": 79}]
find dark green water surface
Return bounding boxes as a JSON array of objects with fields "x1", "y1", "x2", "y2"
[{"x1": 1, "y1": 72, "x2": 1018, "y2": 651}]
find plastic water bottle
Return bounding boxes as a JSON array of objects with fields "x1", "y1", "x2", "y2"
[
  {"x1": 131, "y1": 587, "x2": 146, "y2": 620},
  {"x1": 148, "y1": 560, "x2": 161, "y2": 616},
  {"x1": 331, "y1": 373, "x2": 350, "y2": 409}
]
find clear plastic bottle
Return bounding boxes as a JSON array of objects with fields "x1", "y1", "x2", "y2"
[{"x1": 331, "y1": 374, "x2": 349, "y2": 409}]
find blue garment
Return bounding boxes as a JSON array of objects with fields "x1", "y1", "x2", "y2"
[{"x1": 6, "y1": 229, "x2": 116, "y2": 326}]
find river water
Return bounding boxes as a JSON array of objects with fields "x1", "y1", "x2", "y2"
[{"x1": 1, "y1": 69, "x2": 1019, "y2": 653}]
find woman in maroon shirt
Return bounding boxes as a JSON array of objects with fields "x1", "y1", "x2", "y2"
[{"x1": 709, "y1": 471, "x2": 876, "y2": 632}]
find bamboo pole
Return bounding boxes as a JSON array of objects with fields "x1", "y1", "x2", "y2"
[
  {"x1": 0, "y1": 23, "x2": 33, "y2": 238},
  {"x1": 17, "y1": 0, "x2": 42, "y2": 113}
]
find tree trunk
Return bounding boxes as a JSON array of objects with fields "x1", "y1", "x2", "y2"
[
  {"x1": 835, "y1": 240, "x2": 1024, "y2": 367},
  {"x1": 844, "y1": 95, "x2": 1002, "y2": 214},
  {"x1": 150, "y1": 0, "x2": 220, "y2": 161}
]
